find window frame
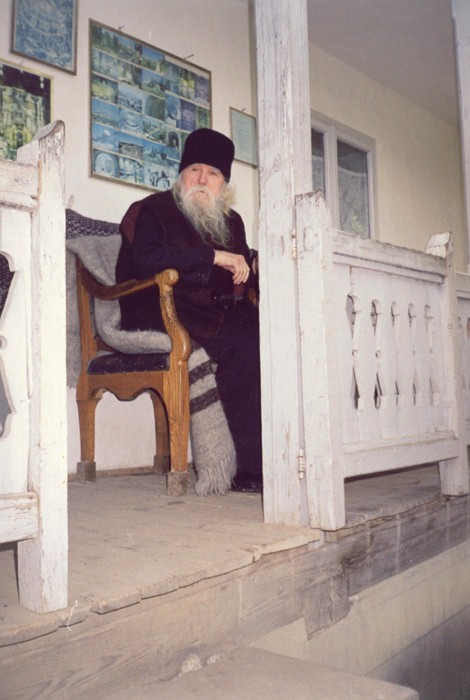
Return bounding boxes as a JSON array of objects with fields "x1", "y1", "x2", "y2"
[{"x1": 311, "y1": 110, "x2": 378, "y2": 239}]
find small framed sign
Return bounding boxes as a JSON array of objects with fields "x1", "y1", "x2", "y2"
[{"x1": 230, "y1": 108, "x2": 258, "y2": 167}]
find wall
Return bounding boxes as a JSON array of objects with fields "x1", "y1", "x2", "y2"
[{"x1": 309, "y1": 44, "x2": 467, "y2": 271}]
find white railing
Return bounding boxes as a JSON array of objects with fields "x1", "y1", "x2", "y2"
[
  {"x1": 297, "y1": 192, "x2": 470, "y2": 530},
  {"x1": 0, "y1": 121, "x2": 68, "y2": 612}
]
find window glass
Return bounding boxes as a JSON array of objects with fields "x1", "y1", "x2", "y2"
[
  {"x1": 311, "y1": 114, "x2": 374, "y2": 238},
  {"x1": 337, "y1": 140, "x2": 370, "y2": 238},
  {"x1": 311, "y1": 128, "x2": 325, "y2": 196}
]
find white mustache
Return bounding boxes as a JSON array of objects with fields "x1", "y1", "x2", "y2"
[{"x1": 187, "y1": 185, "x2": 212, "y2": 197}]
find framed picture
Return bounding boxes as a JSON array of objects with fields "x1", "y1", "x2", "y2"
[
  {"x1": 230, "y1": 108, "x2": 258, "y2": 167},
  {"x1": 89, "y1": 21, "x2": 212, "y2": 192},
  {"x1": 0, "y1": 59, "x2": 52, "y2": 161},
  {"x1": 12, "y1": 0, "x2": 78, "y2": 74}
]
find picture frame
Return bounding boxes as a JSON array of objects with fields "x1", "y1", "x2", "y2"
[
  {"x1": 89, "y1": 21, "x2": 212, "y2": 192},
  {"x1": 0, "y1": 59, "x2": 52, "y2": 161},
  {"x1": 230, "y1": 108, "x2": 258, "y2": 167},
  {"x1": 12, "y1": 0, "x2": 78, "y2": 75}
]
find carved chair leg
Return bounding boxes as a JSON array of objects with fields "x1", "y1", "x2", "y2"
[
  {"x1": 76, "y1": 396, "x2": 100, "y2": 482},
  {"x1": 164, "y1": 367, "x2": 190, "y2": 496},
  {"x1": 150, "y1": 391, "x2": 170, "y2": 474}
]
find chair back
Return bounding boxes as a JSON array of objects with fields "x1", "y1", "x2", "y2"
[{"x1": 75, "y1": 258, "x2": 113, "y2": 371}]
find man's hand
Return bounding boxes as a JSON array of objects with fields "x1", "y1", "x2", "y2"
[{"x1": 213, "y1": 250, "x2": 250, "y2": 285}]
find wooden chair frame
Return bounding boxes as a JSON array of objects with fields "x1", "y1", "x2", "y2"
[{"x1": 75, "y1": 257, "x2": 192, "y2": 496}]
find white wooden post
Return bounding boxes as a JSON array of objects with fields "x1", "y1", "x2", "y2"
[
  {"x1": 456, "y1": 271, "x2": 470, "y2": 443},
  {"x1": 296, "y1": 192, "x2": 345, "y2": 529},
  {"x1": 452, "y1": 0, "x2": 470, "y2": 271},
  {"x1": 254, "y1": 0, "x2": 313, "y2": 526},
  {"x1": 15, "y1": 122, "x2": 68, "y2": 612},
  {"x1": 426, "y1": 233, "x2": 469, "y2": 495}
]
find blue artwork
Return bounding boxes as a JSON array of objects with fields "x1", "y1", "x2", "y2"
[
  {"x1": 0, "y1": 60, "x2": 52, "y2": 161},
  {"x1": 13, "y1": 0, "x2": 77, "y2": 74},
  {"x1": 90, "y1": 21, "x2": 211, "y2": 192}
]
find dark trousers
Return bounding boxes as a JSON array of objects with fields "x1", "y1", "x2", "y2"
[{"x1": 193, "y1": 305, "x2": 262, "y2": 476}]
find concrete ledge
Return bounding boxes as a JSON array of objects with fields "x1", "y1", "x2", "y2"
[
  {"x1": 106, "y1": 648, "x2": 419, "y2": 699},
  {"x1": 255, "y1": 539, "x2": 470, "y2": 678}
]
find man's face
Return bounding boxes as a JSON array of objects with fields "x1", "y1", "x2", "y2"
[{"x1": 180, "y1": 163, "x2": 225, "y2": 204}]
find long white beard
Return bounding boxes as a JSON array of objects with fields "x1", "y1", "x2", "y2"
[{"x1": 173, "y1": 180, "x2": 233, "y2": 248}]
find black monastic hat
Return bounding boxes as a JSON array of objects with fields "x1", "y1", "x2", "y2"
[{"x1": 179, "y1": 128, "x2": 235, "y2": 181}]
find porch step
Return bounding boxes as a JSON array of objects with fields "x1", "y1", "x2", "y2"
[{"x1": 104, "y1": 648, "x2": 419, "y2": 699}]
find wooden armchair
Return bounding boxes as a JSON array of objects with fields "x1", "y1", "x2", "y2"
[{"x1": 75, "y1": 257, "x2": 192, "y2": 496}]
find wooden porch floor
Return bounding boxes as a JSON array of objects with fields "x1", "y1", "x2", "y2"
[{"x1": 1, "y1": 464, "x2": 465, "y2": 699}]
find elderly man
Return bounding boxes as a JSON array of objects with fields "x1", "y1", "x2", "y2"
[{"x1": 116, "y1": 128, "x2": 262, "y2": 493}]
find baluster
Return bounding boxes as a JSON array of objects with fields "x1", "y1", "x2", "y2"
[
  {"x1": 425, "y1": 305, "x2": 440, "y2": 406},
  {"x1": 349, "y1": 293, "x2": 363, "y2": 410},
  {"x1": 413, "y1": 301, "x2": 435, "y2": 433},
  {"x1": 391, "y1": 301, "x2": 401, "y2": 409},
  {"x1": 340, "y1": 293, "x2": 361, "y2": 445},
  {"x1": 350, "y1": 272, "x2": 380, "y2": 442},
  {"x1": 394, "y1": 295, "x2": 415, "y2": 436},
  {"x1": 374, "y1": 292, "x2": 400, "y2": 439}
]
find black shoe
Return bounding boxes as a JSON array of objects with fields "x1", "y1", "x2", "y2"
[{"x1": 231, "y1": 472, "x2": 263, "y2": 493}]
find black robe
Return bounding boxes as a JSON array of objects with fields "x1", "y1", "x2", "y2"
[{"x1": 115, "y1": 190, "x2": 252, "y2": 338}]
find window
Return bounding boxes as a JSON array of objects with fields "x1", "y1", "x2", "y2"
[{"x1": 311, "y1": 114, "x2": 376, "y2": 238}]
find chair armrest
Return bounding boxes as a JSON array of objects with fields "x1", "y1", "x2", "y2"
[
  {"x1": 157, "y1": 269, "x2": 192, "y2": 362},
  {"x1": 77, "y1": 259, "x2": 162, "y2": 300},
  {"x1": 77, "y1": 259, "x2": 191, "y2": 361}
]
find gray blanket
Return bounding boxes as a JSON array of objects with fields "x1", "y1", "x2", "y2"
[{"x1": 66, "y1": 209, "x2": 236, "y2": 495}]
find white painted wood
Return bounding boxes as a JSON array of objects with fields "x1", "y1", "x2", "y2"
[
  {"x1": 456, "y1": 271, "x2": 470, "y2": 296},
  {"x1": 12, "y1": 121, "x2": 68, "y2": 612},
  {"x1": 456, "y1": 274, "x2": 470, "y2": 441},
  {"x1": 0, "y1": 159, "x2": 38, "y2": 210},
  {"x1": 0, "y1": 493, "x2": 38, "y2": 543},
  {"x1": 296, "y1": 192, "x2": 345, "y2": 529},
  {"x1": 426, "y1": 233, "x2": 469, "y2": 495},
  {"x1": 0, "y1": 208, "x2": 33, "y2": 494},
  {"x1": 296, "y1": 188, "x2": 469, "y2": 529},
  {"x1": 254, "y1": 0, "x2": 312, "y2": 526},
  {"x1": 342, "y1": 435, "x2": 459, "y2": 478},
  {"x1": 331, "y1": 231, "x2": 446, "y2": 277},
  {"x1": 334, "y1": 234, "x2": 451, "y2": 454},
  {"x1": 457, "y1": 309, "x2": 470, "y2": 441},
  {"x1": 452, "y1": 0, "x2": 470, "y2": 270}
]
